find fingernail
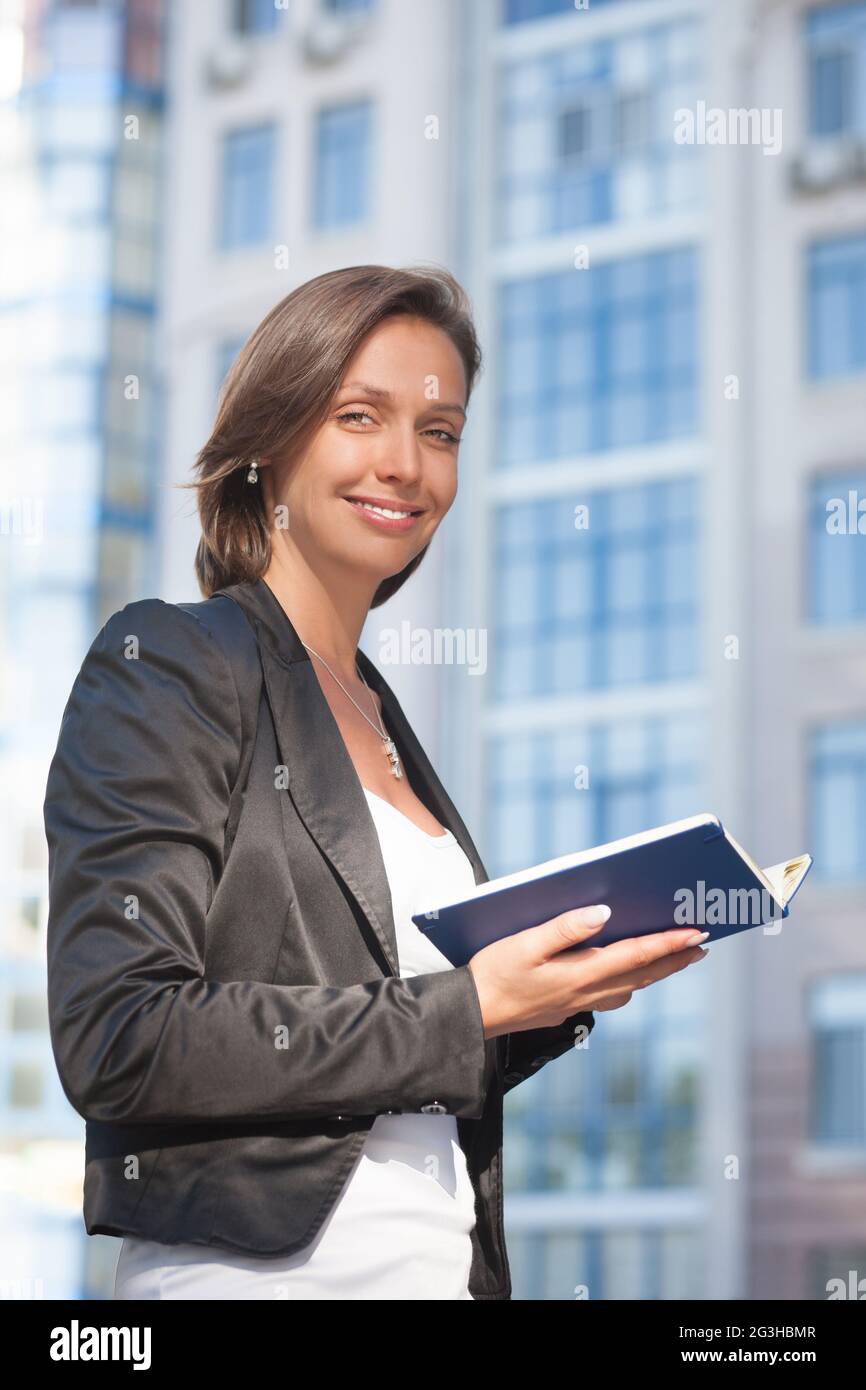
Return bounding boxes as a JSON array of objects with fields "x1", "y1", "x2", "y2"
[
  {"x1": 586, "y1": 904, "x2": 611, "y2": 925},
  {"x1": 696, "y1": 946, "x2": 710, "y2": 959},
  {"x1": 685, "y1": 930, "x2": 710, "y2": 945}
]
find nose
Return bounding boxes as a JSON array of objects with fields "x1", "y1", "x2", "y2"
[{"x1": 372, "y1": 421, "x2": 424, "y2": 488}]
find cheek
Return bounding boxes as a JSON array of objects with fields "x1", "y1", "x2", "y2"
[
  {"x1": 305, "y1": 428, "x2": 363, "y2": 482},
  {"x1": 435, "y1": 468, "x2": 459, "y2": 511},
  {"x1": 288, "y1": 438, "x2": 353, "y2": 510},
  {"x1": 329, "y1": 425, "x2": 372, "y2": 465}
]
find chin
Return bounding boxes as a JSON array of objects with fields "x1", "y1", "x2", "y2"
[{"x1": 335, "y1": 542, "x2": 415, "y2": 582}]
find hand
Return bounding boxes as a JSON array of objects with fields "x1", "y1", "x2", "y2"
[{"x1": 467, "y1": 905, "x2": 709, "y2": 1039}]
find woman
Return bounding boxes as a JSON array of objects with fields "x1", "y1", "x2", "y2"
[{"x1": 44, "y1": 264, "x2": 709, "y2": 1301}]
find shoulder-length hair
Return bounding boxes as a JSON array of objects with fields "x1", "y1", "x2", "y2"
[{"x1": 184, "y1": 263, "x2": 483, "y2": 604}]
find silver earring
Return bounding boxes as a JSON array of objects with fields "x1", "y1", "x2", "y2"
[{"x1": 246, "y1": 459, "x2": 259, "y2": 484}]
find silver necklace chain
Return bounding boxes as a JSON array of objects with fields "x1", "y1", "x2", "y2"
[{"x1": 302, "y1": 642, "x2": 403, "y2": 779}]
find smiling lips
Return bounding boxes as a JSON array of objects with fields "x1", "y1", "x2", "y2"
[{"x1": 343, "y1": 496, "x2": 425, "y2": 533}]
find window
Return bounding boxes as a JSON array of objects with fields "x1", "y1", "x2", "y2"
[
  {"x1": 105, "y1": 307, "x2": 158, "y2": 488},
  {"x1": 43, "y1": 156, "x2": 111, "y2": 221},
  {"x1": 323, "y1": 0, "x2": 373, "y2": 13},
  {"x1": 806, "y1": 1, "x2": 866, "y2": 138},
  {"x1": 497, "y1": 249, "x2": 698, "y2": 467},
  {"x1": 506, "y1": 0, "x2": 573, "y2": 20},
  {"x1": 36, "y1": 100, "x2": 117, "y2": 155},
  {"x1": 313, "y1": 100, "x2": 372, "y2": 230},
  {"x1": 124, "y1": 0, "x2": 165, "y2": 87},
  {"x1": 97, "y1": 525, "x2": 155, "y2": 627},
  {"x1": 810, "y1": 721, "x2": 866, "y2": 881},
  {"x1": 809, "y1": 974, "x2": 866, "y2": 1146},
  {"x1": 497, "y1": 21, "x2": 700, "y2": 238},
  {"x1": 507, "y1": 1223, "x2": 703, "y2": 1300},
  {"x1": 10, "y1": 1063, "x2": 43, "y2": 1109},
  {"x1": 485, "y1": 713, "x2": 704, "y2": 874},
  {"x1": 807, "y1": 469, "x2": 866, "y2": 623},
  {"x1": 558, "y1": 103, "x2": 593, "y2": 164},
  {"x1": 27, "y1": 366, "x2": 101, "y2": 433},
  {"x1": 12, "y1": 994, "x2": 48, "y2": 1031},
  {"x1": 219, "y1": 124, "x2": 276, "y2": 250},
  {"x1": 48, "y1": 4, "x2": 121, "y2": 72},
  {"x1": 504, "y1": 0, "x2": 640, "y2": 22},
  {"x1": 103, "y1": 440, "x2": 153, "y2": 512},
  {"x1": 232, "y1": 0, "x2": 280, "y2": 34},
  {"x1": 612, "y1": 90, "x2": 655, "y2": 155},
  {"x1": 492, "y1": 479, "x2": 699, "y2": 701},
  {"x1": 807, "y1": 232, "x2": 866, "y2": 379}
]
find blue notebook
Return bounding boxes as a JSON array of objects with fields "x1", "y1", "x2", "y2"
[{"x1": 412, "y1": 813, "x2": 813, "y2": 968}]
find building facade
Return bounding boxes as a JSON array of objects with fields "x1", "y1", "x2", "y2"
[{"x1": 444, "y1": 0, "x2": 866, "y2": 1301}]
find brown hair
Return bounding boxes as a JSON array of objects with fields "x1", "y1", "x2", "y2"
[{"x1": 183, "y1": 263, "x2": 483, "y2": 604}]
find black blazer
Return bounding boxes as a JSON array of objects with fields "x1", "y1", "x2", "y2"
[{"x1": 43, "y1": 576, "x2": 595, "y2": 1300}]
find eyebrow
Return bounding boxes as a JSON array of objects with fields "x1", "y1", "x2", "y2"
[{"x1": 337, "y1": 380, "x2": 466, "y2": 420}]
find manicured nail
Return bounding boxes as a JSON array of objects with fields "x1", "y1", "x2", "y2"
[
  {"x1": 685, "y1": 930, "x2": 710, "y2": 945},
  {"x1": 586, "y1": 904, "x2": 611, "y2": 925}
]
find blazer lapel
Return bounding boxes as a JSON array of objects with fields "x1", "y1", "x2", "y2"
[{"x1": 217, "y1": 579, "x2": 401, "y2": 975}]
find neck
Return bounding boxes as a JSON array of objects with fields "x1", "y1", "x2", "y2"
[{"x1": 262, "y1": 540, "x2": 380, "y2": 684}]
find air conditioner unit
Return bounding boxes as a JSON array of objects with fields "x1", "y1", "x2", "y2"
[
  {"x1": 790, "y1": 139, "x2": 866, "y2": 194},
  {"x1": 302, "y1": 13, "x2": 365, "y2": 66},
  {"x1": 204, "y1": 37, "x2": 254, "y2": 90}
]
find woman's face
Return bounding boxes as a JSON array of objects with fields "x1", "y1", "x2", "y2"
[{"x1": 263, "y1": 315, "x2": 467, "y2": 585}]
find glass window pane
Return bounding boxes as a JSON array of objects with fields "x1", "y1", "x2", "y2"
[
  {"x1": 313, "y1": 101, "x2": 372, "y2": 230},
  {"x1": 219, "y1": 124, "x2": 276, "y2": 250},
  {"x1": 497, "y1": 250, "x2": 698, "y2": 468}
]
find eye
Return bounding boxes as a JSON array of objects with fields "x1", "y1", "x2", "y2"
[
  {"x1": 425, "y1": 428, "x2": 461, "y2": 446},
  {"x1": 337, "y1": 410, "x2": 375, "y2": 426}
]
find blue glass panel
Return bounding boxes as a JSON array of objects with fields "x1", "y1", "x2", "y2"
[
  {"x1": 810, "y1": 721, "x2": 866, "y2": 880},
  {"x1": 324, "y1": 0, "x2": 374, "y2": 13},
  {"x1": 497, "y1": 248, "x2": 698, "y2": 467},
  {"x1": 484, "y1": 712, "x2": 704, "y2": 876},
  {"x1": 313, "y1": 100, "x2": 372, "y2": 229},
  {"x1": 806, "y1": 1, "x2": 866, "y2": 138},
  {"x1": 809, "y1": 975, "x2": 866, "y2": 1145},
  {"x1": 504, "y1": 0, "x2": 633, "y2": 22},
  {"x1": 233, "y1": 0, "x2": 281, "y2": 34},
  {"x1": 807, "y1": 469, "x2": 866, "y2": 622},
  {"x1": 498, "y1": 18, "x2": 700, "y2": 238},
  {"x1": 807, "y1": 233, "x2": 866, "y2": 379},
  {"x1": 491, "y1": 478, "x2": 700, "y2": 700},
  {"x1": 219, "y1": 125, "x2": 276, "y2": 249}
]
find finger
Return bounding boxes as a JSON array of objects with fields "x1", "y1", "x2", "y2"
[
  {"x1": 527, "y1": 905, "x2": 612, "y2": 962},
  {"x1": 593, "y1": 990, "x2": 633, "y2": 1012},
  {"x1": 577, "y1": 926, "x2": 708, "y2": 987},
  {"x1": 593, "y1": 943, "x2": 708, "y2": 997}
]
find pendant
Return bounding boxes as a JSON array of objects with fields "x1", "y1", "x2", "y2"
[{"x1": 383, "y1": 737, "x2": 403, "y2": 779}]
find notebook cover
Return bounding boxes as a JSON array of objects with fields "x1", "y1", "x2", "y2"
[{"x1": 412, "y1": 816, "x2": 812, "y2": 967}]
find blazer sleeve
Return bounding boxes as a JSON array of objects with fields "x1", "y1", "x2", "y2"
[
  {"x1": 43, "y1": 599, "x2": 492, "y2": 1127},
  {"x1": 500, "y1": 1010, "x2": 596, "y2": 1094}
]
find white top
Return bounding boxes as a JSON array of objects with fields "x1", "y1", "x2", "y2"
[{"x1": 113, "y1": 786, "x2": 480, "y2": 1301}]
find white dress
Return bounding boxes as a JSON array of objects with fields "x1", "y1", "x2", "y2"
[{"x1": 113, "y1": 787, "x2": 480, "y2": 1300}]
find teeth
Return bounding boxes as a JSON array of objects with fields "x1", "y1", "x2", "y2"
[{"x1": 355, "y1": 501, "x2": 414, "y2": 519}]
